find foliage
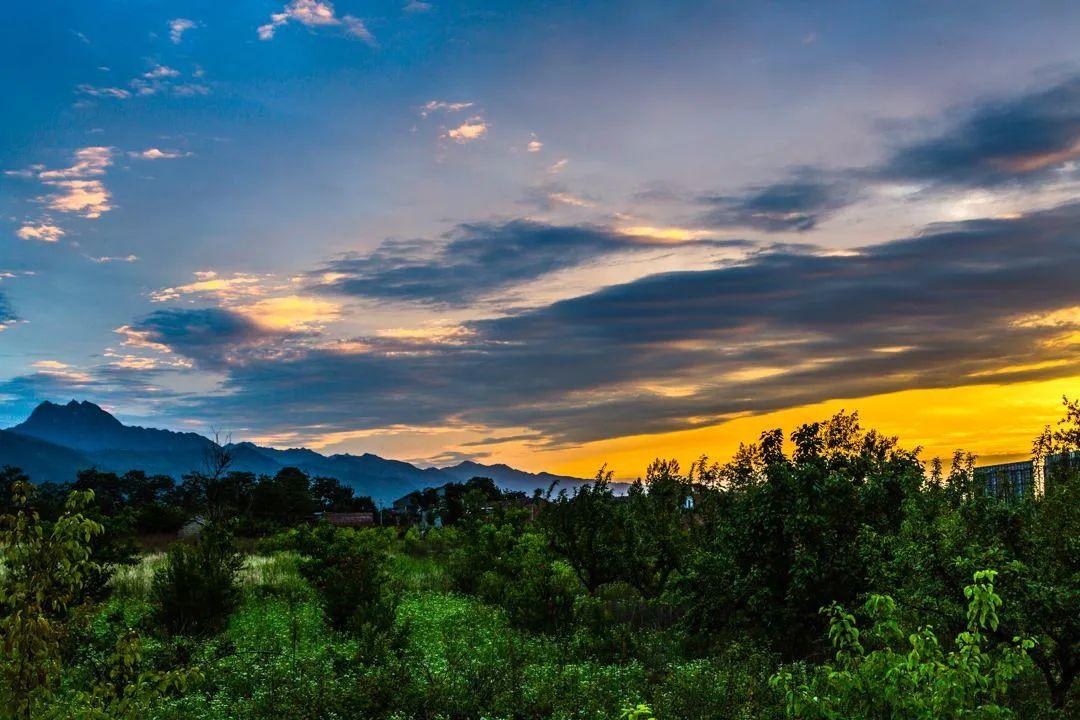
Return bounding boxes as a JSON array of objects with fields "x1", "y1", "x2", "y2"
[
  {"x1": 43, "y1": 632, "x2": 202, "y2": 720},
  {"x1": 151, "y1": 522, "x2": 243, "y2": 635},
  {"x1": 0, "y1": 480, "x2": 102, "y2": 719},
  {"x1": 771, "y1": 570, "x2": 1034, "y2": 719},
  {"x1": 288, "y1": 524, "x2": 400, "y2": 655}
]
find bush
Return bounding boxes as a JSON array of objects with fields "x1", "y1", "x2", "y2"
[
  {"x1": 290, "y1": 524, "x2": 400, "y2": 656},
  {"x1": 151, "y1": 523, "x2": 243, "y2": 635}
]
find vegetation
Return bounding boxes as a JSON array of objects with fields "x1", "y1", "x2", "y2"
[{"x1": 0, "y1": 399, "x2": 1077, "y2": 718}]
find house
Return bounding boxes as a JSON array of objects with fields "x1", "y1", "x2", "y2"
[
  {"x1": 322, "y1": 511, "x2": 376, "y2": 527},
  {"x1": 178, "y1": 515, "x2": 207, "y2": 540}
]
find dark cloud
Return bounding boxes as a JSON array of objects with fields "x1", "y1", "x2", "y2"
[
  {"x1": 312, "y1": 219, "x2": 746, "y2": 306},
  {"x1": 879, "y1": 74, "x2": 1080, "y2": 187},
  {"x1": 698, "y1": 177, "x2": 855, "y2": 232},
  {"x1": 148, "y1": 202, "x2": 1080, "y2": 447},
  {"x1": 128, "y1": 308, "x2": 279, "y2": 368},
  {"x1": 697, "y1": 74, "x2": 1080, "y2": 233}
]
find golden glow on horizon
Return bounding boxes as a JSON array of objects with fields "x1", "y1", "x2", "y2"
[{"x1": 522, "y1": 375, "x2": 1080, "y2": 479}]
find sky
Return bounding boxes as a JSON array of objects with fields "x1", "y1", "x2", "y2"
[{"x1": 3, "y1": 0, "x2": 1080, "y2": 476}]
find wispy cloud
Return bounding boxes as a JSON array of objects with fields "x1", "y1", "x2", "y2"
[
  {"x1": 258, "y1": 0, "x2": 374, "y2": 43},
  {"x1": 42, "y1": 180, "x2": 112, "y2": 218},
  {"x1": 37, "y1": 146, "x2": 112, "y2": 179},
  {"x1": 527, "y1": 134, "x2": 543, "y2": 153},
  {"x1": 15, "y1": 147, "x2": 117, "y2": 219},
  {"x1": 169, "y1": 18, "x2": 196, "y2": 44},
  {"x1": 150, "y1": 271, "x2": 268, "y2": 303},
  {"x1": 404, "y1": 0, "x2": 432, "y2": 12},
  {"x1": 130, "y1": 148, "x2": 190, "y2": 160},
  {"x1": 76, "y1": 84, "x2": 131, "y2": 100},
  {"x1": 16, "y1": 223, "x2": 64, "y2": 242},
  {"x1": 86, "y1": 254, "x2": 138, "y2": 264},
  {"x1": 444, "y1": 116, "x2": 488, "y2": 143},
  {"x1": 419, "y1": 100, "x2": 474, "y2": 117}
]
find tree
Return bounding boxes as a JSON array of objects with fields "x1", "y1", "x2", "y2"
[
  {"x1": 540, "y1": 467, "x2": 629, "y2": 593},
  {"x1": 771, "y1": 570, "x2": 1034, "y2": 719},
  {"x1": 880, "y1": 398, "x2": 1080, "y2": 710},
  {"x1": 0, "y1": 480, "x2": 103, "y2": 719},
  {"x1": 150, "y1": 522, "x2": 243, "y2": 636}
]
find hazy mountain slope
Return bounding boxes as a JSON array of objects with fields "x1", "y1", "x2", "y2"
[
  {"x1": 1, "y1": 401, "x2": 602, "y2": 504},
  {"x1": 0, "y1": 430, "x2": 92, "y2": 483},
  {"x1": 438, "y1": 460, "x2": 600, "y2": 495}
]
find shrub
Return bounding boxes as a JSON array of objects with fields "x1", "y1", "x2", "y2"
[
  {"x1": 150, "y1": 523, "x2": 242, "y2": 636},
  {"x1": 771, "y1": 570, "x2": 1034, "y2": 719},
  {"x1": 292, "y1": 524, "x2": 400, "y2": 655},
  {"x1": 0, "y1": 480, "x2": 102, "y2": 718}
]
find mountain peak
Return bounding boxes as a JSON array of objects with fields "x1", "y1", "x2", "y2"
[
  {"x1": 24, "y1": 399, "x2": 123, "y2": 430},
  {"x1": 9, "y1": 398, "x2": 206, "y2": 455}
]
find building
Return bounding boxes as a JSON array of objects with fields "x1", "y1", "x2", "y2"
[
  {"x1": 322, "y1": 511, "x2": 376, "y2": 528},
  {"x1": 974, "y1": 451, "x2": 1076, "y2": 499},
  {"x1": 974, "y1": 460, "x2": 1035, "y2": 498}
]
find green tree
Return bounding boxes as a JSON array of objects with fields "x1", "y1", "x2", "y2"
[
  {"x1": 771, "y1": 570, "x2": 1034, "y2": 719},
  {"x1": 0, "y1": 480, "x2": 103, "y2": 719},
  {"x1": 150, "y1": 522, "x2": 243, "y2": 635}
]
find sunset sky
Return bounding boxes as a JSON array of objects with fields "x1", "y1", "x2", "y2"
[{"x1": 3, "y1": 1, "x2": 1080, "y2": 477}]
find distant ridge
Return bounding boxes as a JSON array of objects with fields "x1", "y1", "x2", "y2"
[{"x1": 2, "y1": 400, "x2": 600, "y2": 503}]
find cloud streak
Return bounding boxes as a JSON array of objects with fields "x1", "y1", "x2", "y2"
[{"x1": 312, "y1": 219, "x2": 747, "y2": 306}]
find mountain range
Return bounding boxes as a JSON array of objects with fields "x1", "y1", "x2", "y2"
[{"x1": 0, "y1": 400, "x2": 600, "y2": 504}]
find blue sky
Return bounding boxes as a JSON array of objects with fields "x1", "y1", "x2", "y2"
[{"x1": 4, "y1": 1, "x2": 1080, "y2": 472}]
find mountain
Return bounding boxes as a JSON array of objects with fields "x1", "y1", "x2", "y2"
[
  {"x1": 439, "y1": 460, "x2": 604, "y2": 495},
  {"x1": 11, "y1": 400, "x2": 214, "y2": 455},
  {"x1": 0, "y1": 430, "x2": 91, "y2": 483},
  {"x1": 2, "y1": 400, "x2": 595, "y2": 504}
]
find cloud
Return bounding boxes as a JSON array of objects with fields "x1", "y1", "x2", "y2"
[
  {"x1": 404, "y1": 0, "x2": 432, "y2": 12},
  {"x1": 419, "y1": 100, "x2": 474, "y2": 117},
  {"x1": 258, "y1": 0, "x2": 374, "y2": 43},
  {"x1": 86, "y1": 254, "x2": 138, "y2": 264},
  {"x1": 150, "y1": 271, "x2": 268, "y2": 302},
  {"x1": 37, "y1": 146, "x2": 112, "y2": 179},
  {"x1": 130, "y1": 148, "x2": 189, "y2": 160},
  {"x1": 76, "y1": 84, "x2": 132, "y2": 100},
  {"x1": 878, "y1": 74, "x2": 1080, "y2": 188},
  {"x1": 698, "y1": 177, "x2": 855, "y2": 232},
  {"x1": 444, "y1": 117, "x2": 488, "y2": 143},
  {"x1": 151, "y1": 202, "x2": 1080, "y2": 446},
  {"x1": 143, "y1": 64, "x2": 180, "y2": 80},
  {"x1": 169, "y1": 18, "x2": 196, "y2": 44},
  {"x1": 311, "y1": 219, "x2": 746, "y2": 306},
  {"x1": 548, "y1": 158, "x2": 568, "y2": 174},
  {"x1": 126, "y1": 307, "x2": 283, "y2": 369},
  {"x1": 527, "y1": 134, "x2": 543, "y2": 152},
  {"x1": 695, "y1": 74, "x2": 1080, "y2": 232},
  {"x1": 11, "y1": 147, "x2": 116, "y2": 219},
  {"x1": 16, "y1": 223, "x2": 64, "y2": 242},
  {"x1": 42, "y1": 180, "x2": 112, "y2": 218}
]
